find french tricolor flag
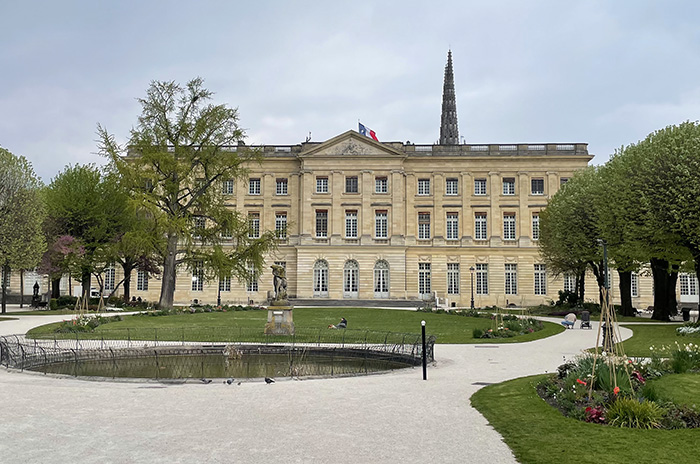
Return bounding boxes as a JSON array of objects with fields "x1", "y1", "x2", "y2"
[{"x1": 358, "y1": 122, "x2": 378, "y2": 141}]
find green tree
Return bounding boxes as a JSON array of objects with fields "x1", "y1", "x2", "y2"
[
  {"x1": 43, "y1": 165, "x2": 129, "y2": 303},
  {"x1": 539, "y1": 167, "x2": 604, "y2": 304},
  {"x1": 641, "y1": 122, "x2": 700, "y2": 319},
  {"x1": 0, "y1": 147, "x2": 46, "y2": 313},
  {"x1": 98, "y1": 78, "x2": 277, "y2": 309}
]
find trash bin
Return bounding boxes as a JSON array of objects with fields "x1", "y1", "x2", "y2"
[{"x1": 681, "y1": 307, "x2": 691, "y2": 322}]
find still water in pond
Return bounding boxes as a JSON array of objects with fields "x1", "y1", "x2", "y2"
[{"x1": 34, "y1": 352, "x2": 412, "y2": 379}]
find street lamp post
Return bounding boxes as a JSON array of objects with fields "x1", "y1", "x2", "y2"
[
  {"x1": 217, "y1": 278, "x2": 222, "y2": 307},
  {"x1": 470, "y1": 266, "x2": 475, "y2": 310}
]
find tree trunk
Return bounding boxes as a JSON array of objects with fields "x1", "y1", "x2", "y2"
[
  {"x1": 576, "y1": 269, "x2": 586, "y2": 303},
  {"x1": 1, "y1": 263, "x2": 8, "y2": 314},
  {"x1": 51, "y1": 277, "x2": 61, "y2": 299},
  {"x1": 20, "y1": 269, "x2": 24, "y2": 308},
  {"x1": 617, "y1": 270, "x2": 635, "y2": 316},
  {"x1": 588, "y1": 261, "x2": 606, "y2": 307},
  {"x1": 123, "y1": 265, "x2": 132, "y2": 303},
  {"x1": 651, "y1": 258, "x2": 673, "y2": 321},
  {"x1": 158, "y1": 233, "x2": 179, "y2": 309},
  {"x1": 81, "y1": 269, "x2": 91, "y2": 303}
]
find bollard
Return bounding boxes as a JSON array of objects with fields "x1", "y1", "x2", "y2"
[{"x1": 421, "y1": 320, "x2": 427, "y2": 380}]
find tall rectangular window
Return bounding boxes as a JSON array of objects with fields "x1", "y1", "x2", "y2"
[
  {"x1": 680, "y1": 273, "x2": 698, "y2": 296},
  {"x1": 345, "y1": 210, "x2": 358, "y2": 238},
  {"x1": 194, "y1": 216, "x2": 206, "y2": 239},
  {"x1": 419, "y1": 263, "x2": 431, "y2": 295},
  {"x1": 220, "y1": 228, "x2": 232, "y2": 240},
  {"x1": 476, "y1": 263, "x2": 488, "y2": 295},
  {"x1": 502, "y1": 178, "x2": 515, "y2": 195},
  {"x1": 315, "y1": 210, "x2": 328, "y2": 238},
  {"x1": 534, "y1": 264, "x2": 547, "y2": 295},
  {"x1": 532, "y1": 213, "x2": 540, "y2": 241},
  {"x1": 219, "y1": 274, "x2": 231, "y2": 292},
  {"x1": 316, "y1": 177, "x2": 329, "y2": 193},
  {"x1": 249, "y1": 178, "x2": 261, "y2": 195},
  {"x1": 136, "y1": 270, "x2": 149, "y2": 291},
  {"x1": 104, "y1": 265, "x2": 116, "y2": 291},
  {"x1": 505, "y1": 264, "x2": 517, "y2": 295},
  {"x1": 560, "y1": 177, "x2": 569, "y2": 186},
  {"x1": 345, "y1": 176, "x2": 359, "y2": 193},
  {"x1": 375, "y1": 210, "x2": 388, "y2": 238},
  {"x1": 531, "y1": 178, "x2": 544, "y2": 195},
  {"x1": 275, "y1": 213, "x2": 287, "y2": 239},
  {"x1": 246, "y1": 262, "x2": 258, "y2": 292},
  {"x1": 191, "y1": 262, "x2": 204, "y2": 292},
  {"x1": 445, "y1": 178, "x2": 459, "y2": 196},
  {"x1": 276, "y1": 178, "x2": 288, "y2": 195},
  {"x1": 631, "y1": 272, "x2": 639, "y2": 298},
  {"x1": 248, "y1": 212, "x2": 260, "y2": 238},
  {"x1": 503, "y1": 213, "x2": 516, "y2": 241},
  {"x1": 222, "y1": 179, "x2": 234, "y2": 195},
  {"x1": 375, "y1": 177, "x2": 388, "y2": 193},
  {"x1": 418, "y1": 212, "x2": 431, "y2": 239},
  {"x1": 418, "y1": 178, "x2": 431, "y2": 195},
  {"x1": 446, "y1": 213, "x2": 459, "y2": 240},
  {"x1": 474, "y1": 213, "x2": 487, "y2": 240},
  {"x1": 474, "y1": 178, "x2": 487, "y2": 195},
  {"x1": 447, "y1": 263, "x2": 460, "y2": 294},
  {"x1": 564, "y1": 274, "x2": 576, "y2": 293}
]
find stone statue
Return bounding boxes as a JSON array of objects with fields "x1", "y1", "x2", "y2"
[{"x1": 271, "y1": 264, "x2": 288, "y2": 302}]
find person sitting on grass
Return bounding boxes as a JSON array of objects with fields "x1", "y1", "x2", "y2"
[
  {"x1": 328, "y1": 317, "x2": 348, "y2": 329},
  {"x1": 561, "y1": 312, "x2": 576, "y2": 329}
]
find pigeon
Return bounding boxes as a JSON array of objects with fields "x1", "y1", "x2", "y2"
[
  {"x1": 226, "y1": 378, "x2": 234, "y2": 385},
  {"x1": 265, "y1": 377, "x2": 275, "y2": 384},
  {"x1": 200, "y1": 378, "x2": 212, "y2": 384},
  {"x1": 237, "y1": 381, "x2": 242, "y2": 386}
]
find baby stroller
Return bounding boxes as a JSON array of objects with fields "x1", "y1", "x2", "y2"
[{"x1": 580, "y1": 310, "x2": 592, "y2": 329}]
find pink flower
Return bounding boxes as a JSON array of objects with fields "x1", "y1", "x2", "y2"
[
  {"x1": 576, "y1": 378, "x2": 587, "y2": 386},
  {"x1": 613, "y1": 386, "x2": 620, "y2": 395}
]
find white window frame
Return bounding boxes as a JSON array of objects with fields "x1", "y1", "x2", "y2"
[
  {"x1": 474, "y1": 213, "x2": 487, "y2": 240},
  {"x1": 315, "y1": 210, "x2": 328, "y2": 238},
  {"x1": 276, "y1": 178, "x2": 288, "y2": 195},
  {"x1": 219, "y1": 274, "x2": 231, "y2": 292},
  {"x1": 104, "y1": 265, "x2": 116, "y2": 291},
  {"x1": 446, "y1": 213, "x2": 459, "y2": 240},
  {"x1": 532, "y1": 213, "x2": 540, "y2": 241},
  {"x1": 447, "y1": 263, "x2": 460, "y2": 295},
  {"x1": 531, "y1": 178, "x2": 544, "y2": 195},
  {"x1": 474, "y1": 178, "x2": 487, "y2": 196},
  {"x1": 503, "y1": 213, "x2": 516, "y2": 241},
  {"x1": 564, "y1": 274, "x2": 576, "y2": 293},
  {"x1": 505, "y1": 263, "x2": 517, "y2": 295},
  {"x1": 418, "y1": 213, "x2": 431, "y2": 240},
  {"x1": 136, "y1": 270, "x2": 149, "y2": 291},
  {"x1": 222, "y1": 179, "x2": 235, "y2": 195},
  {"x1": 191, "y1": 262, "x2": 204, "y2": 292},
  {"x1": 375, "y1": 177, "x2": 388, "y2": 194},
  {"x1": 502, "y1": 178, "x2": 515, "y2": 196},
  {"x1": 375, "y1": 211, "x2": 388, "y2": 238},
  {"x1": 316, "y1": 177, "x2": 329, "y2": 194},
  {"x1": 345, "y1": 176, "x2": 359, "y2": 194},
  {"x1": 275, "y1": 213, "x2": 287, "y2": 239},
  {"x1": 345, "y1": 210, "x2": 358, "y2": 238},
  {"x1": 249, "y1": 178, "x2": 261, "y2": 195},
  {"x1": 419, "y1": 263, "x2": 431, "y2": 296},
  {"x1": 445, "y1": 178, "x2": 459, "y2": 196},
  {"x1": 631, "y1": 272, "x2": 639, "y2": 298},
  {"x1": 534, "y1": 264, "x2": 547, "y2": 295},
  {"x1": 248, "y1": 213, "x2": 260, "y2": 239},
  {"x1": 417, "y1": 178, "x2": 431, "y2": 196},
  {"x1": 476, "y1": 263, "x2": 488, "y2": 295},
  {"x1": 313, "y1": 260, "x2": 329, "y2": 296},
  {"x1": 246, "y1": 263, "x2": 258, "y2": 292}
]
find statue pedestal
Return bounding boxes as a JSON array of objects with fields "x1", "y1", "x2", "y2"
[{"x1": 264, "y1": 303, "x2": 294, "y2": 335}]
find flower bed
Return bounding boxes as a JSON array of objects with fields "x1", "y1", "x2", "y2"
[
  {"x1": 538, "y1": 343, "x2": 700, "y2": 429},
  {"x1": 677, "y1": 321, "x2": 700, "y2": 336},
  {"x1": 472, "y1": 316, "x2": 544, "y2": 339}
]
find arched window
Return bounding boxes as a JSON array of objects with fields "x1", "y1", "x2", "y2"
[
  {"x1": 374, "y1": 260, "x2": 389, "y2": 298},
  {"x1": 313, "y1": 260, "x2": 329, "y2": 297},
  {"x1": 344, "y1": 260, "x2": 359, "y2": 298}
]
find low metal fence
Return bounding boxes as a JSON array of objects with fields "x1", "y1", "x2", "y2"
[{"x1": 0, "y1": 328, "x2": 435, "y2": 380}]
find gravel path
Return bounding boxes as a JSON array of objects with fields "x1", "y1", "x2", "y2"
[{"x1": 0, "y1": 310, "x2": 632, "y2": 464}]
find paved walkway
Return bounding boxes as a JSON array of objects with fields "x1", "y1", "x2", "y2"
[{"x1": 0, "y1": 311, "x2": 632, "y2": 464}]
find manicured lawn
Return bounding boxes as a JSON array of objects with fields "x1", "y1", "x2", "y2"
[
  {"x1": 650, "y1": 374, "x2": 700, "y2": 410},
  {"x1": 617, "y1": 324, "x2": 687, "y2": 357},
  {"x1": 8, "y1": 309, "x2": 103, "y2": 316},
  {"x1": 471, "y1": 375, "x2": 697, "y2": 464},
  {"x1": 0, "y1": 317, "x2": 17, "y2": 322},
  {"x1": 26, "y1": 307, "x2": 564, "y2": 344}
]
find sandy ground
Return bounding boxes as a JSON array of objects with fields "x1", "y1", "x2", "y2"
[{"x1": 0, "y1": 307, "x2": 631, "y2": 464}]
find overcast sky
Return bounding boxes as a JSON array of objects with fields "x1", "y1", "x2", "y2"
[{"x1": 2, "y1": 0, "x2": 699, "y2": 183}]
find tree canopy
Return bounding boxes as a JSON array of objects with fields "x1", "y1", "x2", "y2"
[
  {"x1": 0, "y1": 147, "x2": 46, "y2": 313},
  {"x1": 98, "y1": 78, "x2": 277, "y2": 309}
]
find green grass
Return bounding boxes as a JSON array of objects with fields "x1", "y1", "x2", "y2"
[
  {"x1": 649, "y1": 374, "x2": 700, "y2": 411},
  {"x1": 471, "y1": 375, "x2": 697, "y2": 464},
  {"x1": 0, "y1": 316, "x2": 17, "y2": 322},
  {"x1": 617, "y1": 324, "x2": 685, "y2": 357},
  {"x1": 6, "y1": 309, "x2": 106, "y2": 316},
  {"x1": 26, "y1": 307, "x2": 564, "y2": 344}
]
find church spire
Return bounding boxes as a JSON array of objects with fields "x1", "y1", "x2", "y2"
[{"x1": 439, "y1": 50, "x2": 460, "y2": 145}]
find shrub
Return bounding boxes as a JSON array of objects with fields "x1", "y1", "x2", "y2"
[
  {"x1": 607, "y1": 397, "x2": 663, "y2": 429},
  {"x1": 472, "y1": 328, "x2": 483, "y2": 339}
]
